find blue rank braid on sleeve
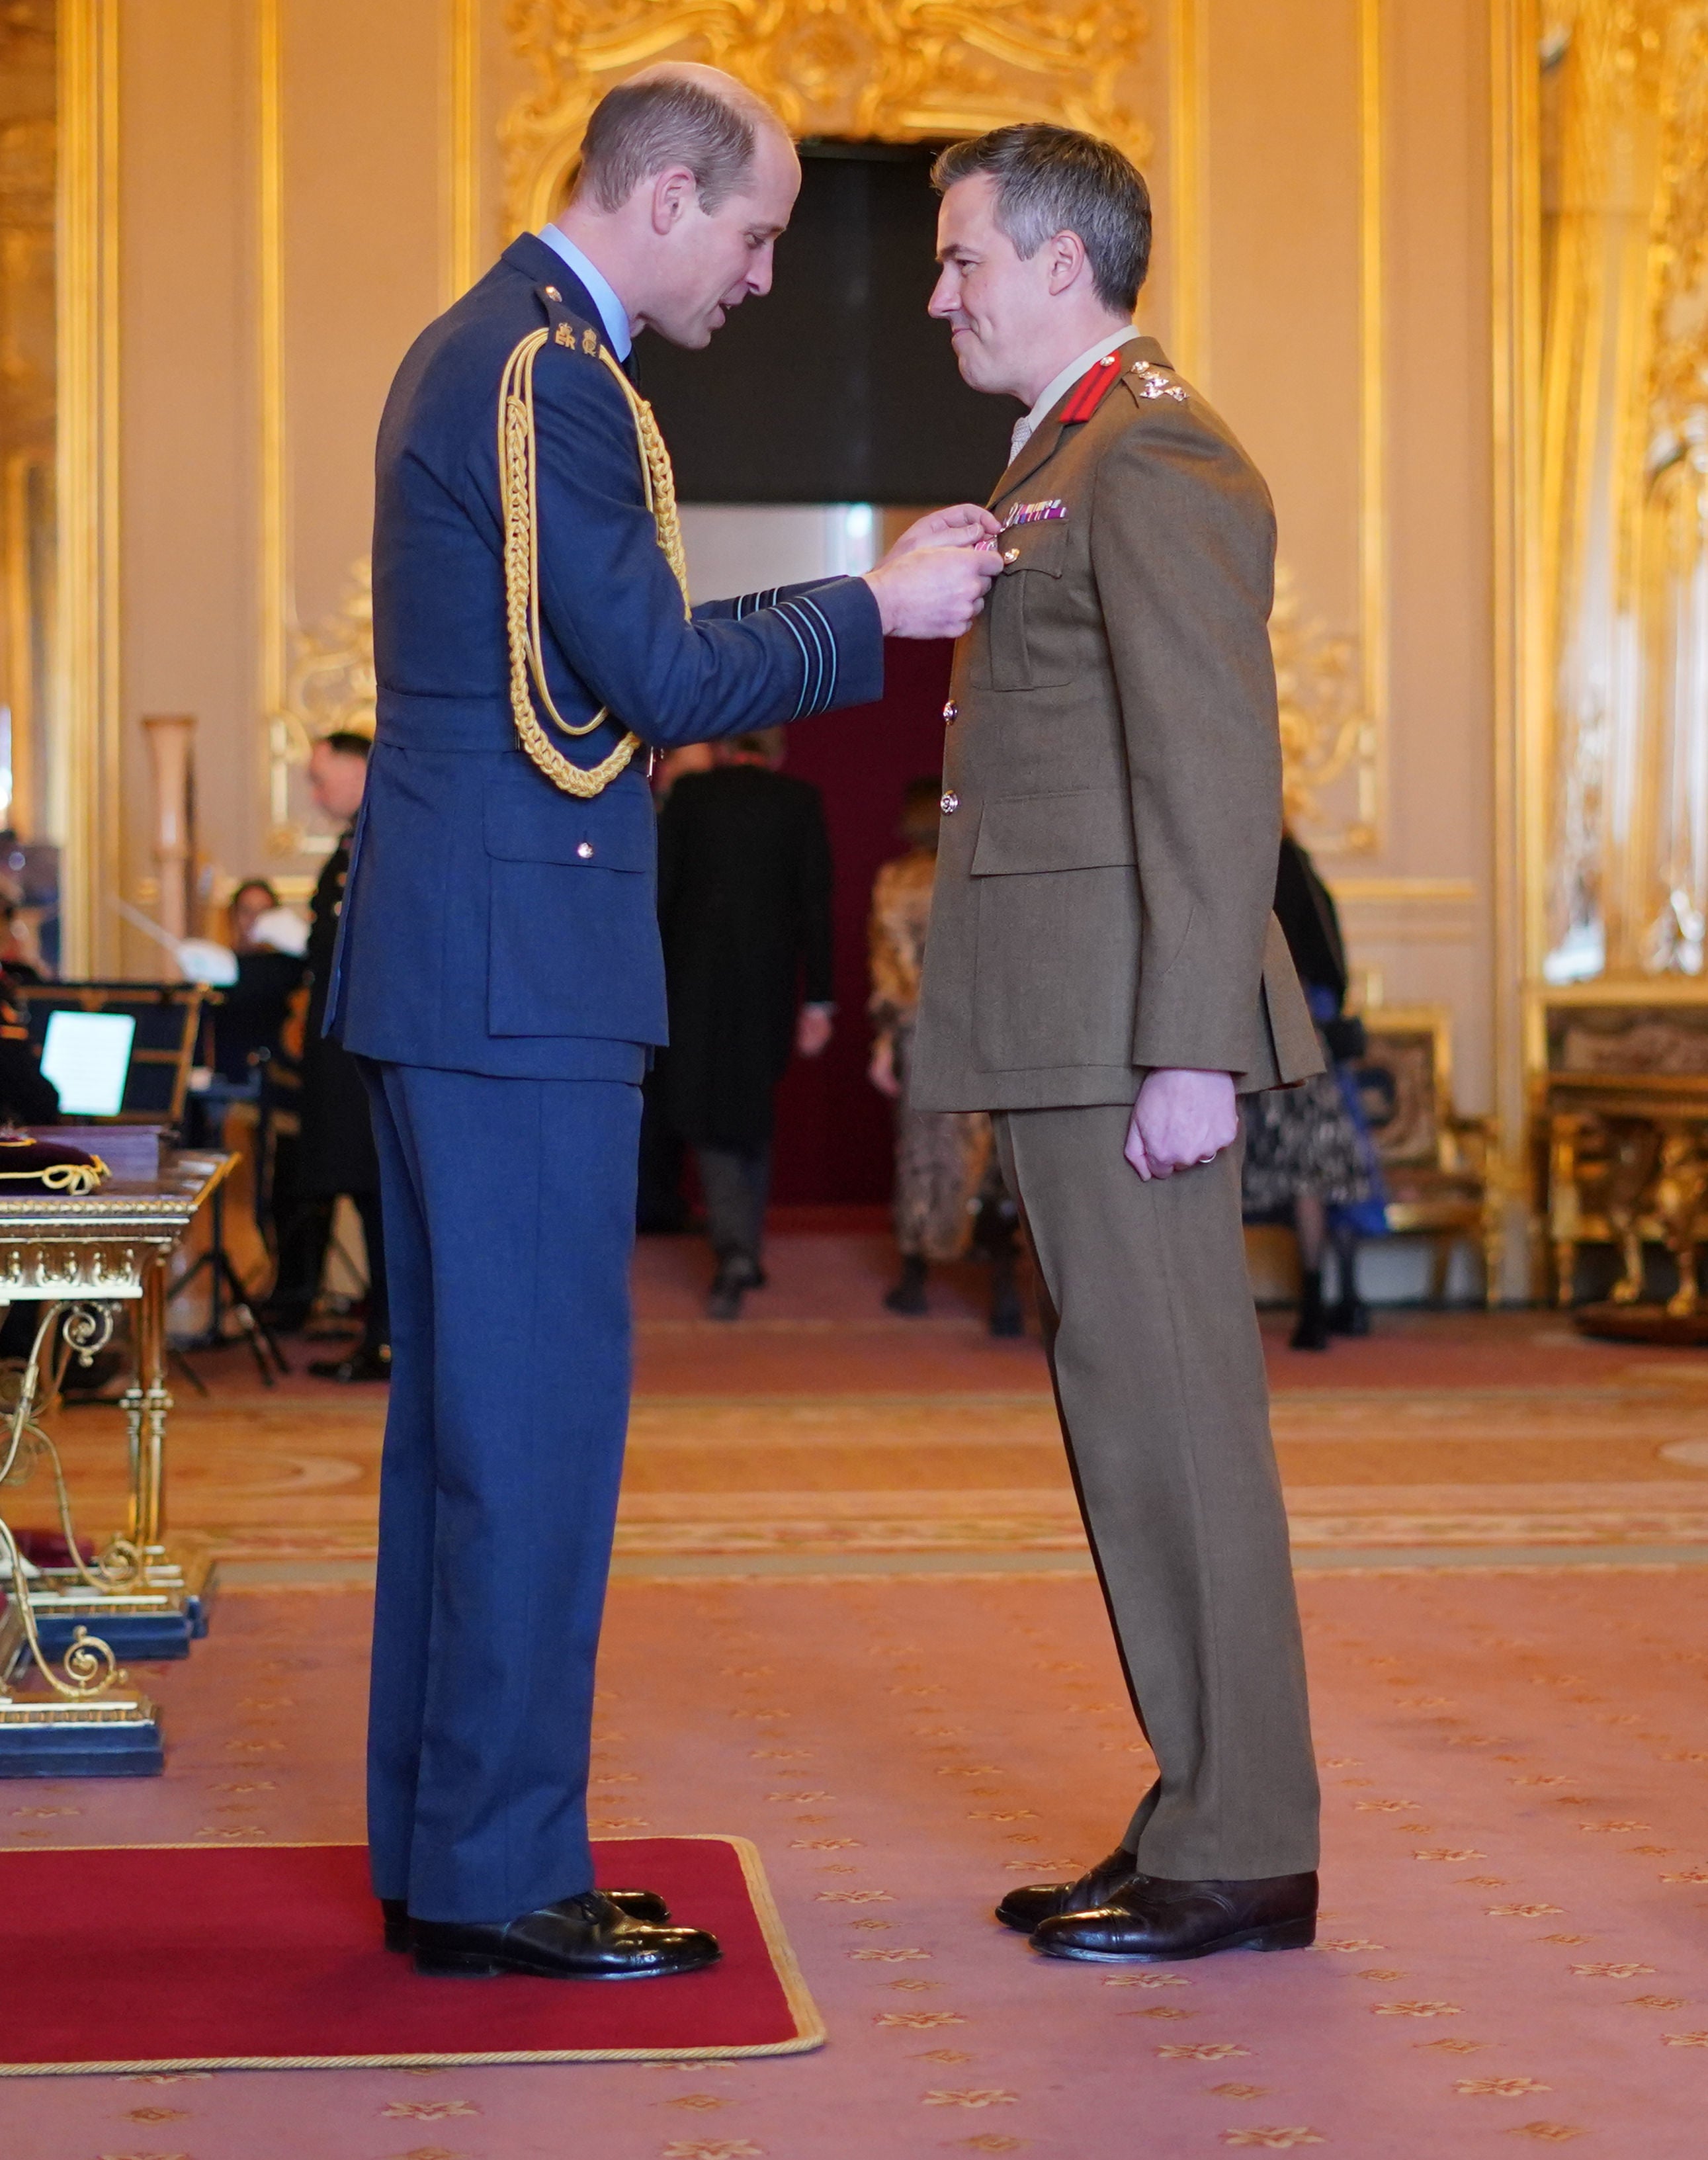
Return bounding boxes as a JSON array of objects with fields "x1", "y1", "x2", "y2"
[
  {"x1": 498, "y1": 304, "x2": 692, "y2": 800},
  {"x1": 772, "y1": 591, "x2": 841, "y2": 716}
]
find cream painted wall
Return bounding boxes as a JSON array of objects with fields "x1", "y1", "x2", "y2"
[
  {"x1": 107, "y1": 0, "x2": 1499, "y2": 1123},
  {"x1": 1196, "y1": 0, "x2": 1496, "y2": 1113},
  {"x1": 118, "y1": 1, "x2": 255, "y2": 971}
]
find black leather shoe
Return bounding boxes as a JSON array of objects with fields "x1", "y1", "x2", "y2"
[
  {"x1": 1031, "y1": 1870, "x2": 1318, "y2": 1964},
  {"x1": 995, "y1": 1845, "x2": 1143, "y2": 1934},
  {"x1": 706, "y1": 1255, "x2": 761, "y2": 1322},
  {"x1": 308, "y1": 1346, "x2": 392, "y2": 1383},
  {"x1": 884, "y1": 1256, "x2": 928, "y2": 1315},
  {"x1": 382, "y1": 1887, "x2": 671, "y2": 1952},
  {"x1": 411, "y1": 1889, "x2": 719, "y2": 1979}
]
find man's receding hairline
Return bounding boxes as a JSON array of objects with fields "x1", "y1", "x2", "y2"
[{"x1": 622, "y1": 61, "x2": 787, "y2": 154}]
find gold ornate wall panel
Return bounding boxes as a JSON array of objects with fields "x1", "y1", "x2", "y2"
[
  {"x1": 1539, "y1": 0, "x2": 1708, "y2": 988},
  {"x1": 501, "y1": 0, "x2": 1152, "y2": 233},
  {"x1": 0, "y1": 3, "x2": 56, "y2": 851},
  {"x1": 56, "y1": 0, "x2": 121, "y2": 974},
  {"x1": 62, "y1": 0, "x2": 1495, "y2": 1125},
  {"x1": 256, "y1": 0, "x2": 454, "y2": 868}
]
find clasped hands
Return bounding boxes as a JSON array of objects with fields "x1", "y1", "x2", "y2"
[
  {"x1": 1125, "y1": 1068, "x2": 1238, "y2": 1182},
  {"x1": 862, "y1": 504, "x2": 1003, "y2": 639}
]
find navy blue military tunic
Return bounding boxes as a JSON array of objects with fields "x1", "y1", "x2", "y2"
[
  {"x1": 330, "y1": 233, "x2": 882, "y2": 1077},
  {"x1": 340, "y1": 235, "x2": 886, "y2": 1924}
]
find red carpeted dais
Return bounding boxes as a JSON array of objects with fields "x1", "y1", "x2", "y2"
[{"x1": 0, "y1": 1836, "x2": 824, "y2": 2072}]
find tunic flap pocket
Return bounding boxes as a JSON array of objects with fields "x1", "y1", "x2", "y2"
[
  {"x1": 969, "y1": 789, "x2": 1137, "y2": 876},
  {"x1": 997, "y1": 521, "x2": 1068, "y2": 577},
  {"x1": 482, "y1": 771, "x2": 654, "y2": 871}
]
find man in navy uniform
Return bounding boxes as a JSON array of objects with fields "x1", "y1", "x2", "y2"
[{"x1": 331, "y1": 63, "x2": 999, "y2": 1980}]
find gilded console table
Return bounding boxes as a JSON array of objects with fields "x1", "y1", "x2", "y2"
[
  {"x1": 0, "y1": 1150, "x2": 235, "y2": 1774},
  {"x1": 1543, "y1": 1073, "x2": 1708, "y2": 1338}
]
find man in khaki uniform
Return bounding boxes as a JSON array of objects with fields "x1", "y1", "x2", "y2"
[{"x1": 911, "y1": 123, "x2": 1323, "y2": 1965}]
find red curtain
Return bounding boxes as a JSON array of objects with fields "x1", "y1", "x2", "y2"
[{"x1": 768, "y1": 638, "x2": 954, "y2": 1204}]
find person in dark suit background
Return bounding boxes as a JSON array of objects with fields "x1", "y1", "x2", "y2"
[
  {"x1": 635, "y1": 744, "x2": 714, "y2": 1236},
  {"x1": 655, "y1": 728, "x2": 833, "y2": 1318},
  {"x1": 269, "y1": 733, "x2": 390, "y2": 1383},
  {"x1": 210, "y1": 879, "x2": 304, "y2": 1086}
]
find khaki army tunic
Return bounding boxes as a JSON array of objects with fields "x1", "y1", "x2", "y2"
[{"x1": 910, "y1": 336, "x2": 1320, "y2": 1113}]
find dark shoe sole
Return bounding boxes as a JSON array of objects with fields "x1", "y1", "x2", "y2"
[
  {"x1": 1033, "y1": 1915, "x2": 1316, "y2": 1964},
  {"x1": 412, "y1": 1944, "x2": 720, "y2": 1979}
]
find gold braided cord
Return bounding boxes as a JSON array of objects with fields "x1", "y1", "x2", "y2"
[{"x1": 498, "y1": 326, "x2": 691, "y2": 800}]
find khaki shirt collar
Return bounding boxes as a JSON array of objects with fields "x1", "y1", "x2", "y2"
[
  {"x1": 990, "y1": 333, "x2": 1169, "y2": 510},
  {"x1": 1007, "y1": 325, "x2": 1141, "y2": 466}
]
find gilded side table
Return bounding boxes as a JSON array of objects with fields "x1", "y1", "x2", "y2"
[
  {"x1": 1543, "y1": 1074, "x2": 1708, "y2": 1340},
  {"x1": 0, "y1": 1150, "x2": 235, "y2": 1774}
]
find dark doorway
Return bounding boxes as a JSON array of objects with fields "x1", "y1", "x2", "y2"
[{"x1": 634, "y1": 139, "x2": 1017, "y2": 505}]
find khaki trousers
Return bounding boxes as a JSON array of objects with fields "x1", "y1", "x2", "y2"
[{"x1": 994, "y1": 1105, "x2": 1319, "y2": 1879}]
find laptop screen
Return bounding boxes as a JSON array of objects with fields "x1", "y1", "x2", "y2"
[{"x1": 40, "y1": 1010, "x2": 137, "y2": 1119}]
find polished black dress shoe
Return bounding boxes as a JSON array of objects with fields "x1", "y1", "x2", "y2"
[
  {"x1": 381, "y1": 1887, "x2": 671, "y2": 1952},
  {"x1": 706, "y1": 1255, "x2": 764, "y2": 1322},
  {"x1": 308, "y1": 1345, "x2": 392, "y2": 1383},
  {"x1": 411, "y1": 1889, "x2": 719, "y2": 1979},
  {"x1": 995, "y1": 1845, "x2": 1143, "y2": 1934},
  {"x1": 1032, "y1": 1870, "x2": 1318, "y2": 1964}
]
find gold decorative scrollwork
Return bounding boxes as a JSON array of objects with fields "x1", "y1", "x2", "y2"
[
  {"x1": 0, "y1": 1303, "x2": 138, "y2": 1596},
  {"x1": 501, "y1": 0, "x2": 1152, "y2": 236},
  {"x1": 267, "y1": 558, "x2": 378, "y2": 859},
  {"x1": 0, "y1": 1510, "x2": 122, "y2": 1702},
  {"x1": 1270, "y1": 563, "x2": 1375, "y2": 855}
]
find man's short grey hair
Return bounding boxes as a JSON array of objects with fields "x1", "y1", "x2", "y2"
[
  {"x1": 931, "y1": 124, "x2": 1152, "y2": 313},
  {"x1": 577, "y1": 74, "x2": 762, "y2": 214}
]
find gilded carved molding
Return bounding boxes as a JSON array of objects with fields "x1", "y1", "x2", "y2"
[
  {"x1": 501, "y1": 0, "x2": 1150, "y2": 234},
  {"x1": 493, "y1": 0, "x2": 1383, "y2": 855},
  {"x1": 1271, "y1": 564, "x2": 1375, "y2": 856},
  {"x1": 267, "y1": 560, "x2": 376, "y2": 859}
]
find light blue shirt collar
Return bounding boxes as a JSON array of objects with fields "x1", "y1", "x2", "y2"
[{"x1": 536, "y1": 226, "x2": 632, "y2": 362}]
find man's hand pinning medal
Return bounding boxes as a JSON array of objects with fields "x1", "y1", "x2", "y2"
[{"x1": 862, "y1": 503, "x2": 1004, "y2": 638}]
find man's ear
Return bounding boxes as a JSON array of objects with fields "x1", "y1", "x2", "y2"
[
  {"x1": 1045, "y1": 228, "x2": 1089, "y2": 296},
  {"x1": 650, "y1": 165, "x2": 697, "y2": 236}
]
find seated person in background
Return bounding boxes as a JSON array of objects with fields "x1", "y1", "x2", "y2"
[
  {"x1": 0, "y1": 872, "x2": 45, "y2": 985},
  {"x1": 265, "y1": 734, "x2": 389, "y2": 1383},
  {"x1": 869, "y1": 776, "x2": 1022, "y2": 1336},
  {"x1": 0, "y1": 978, "x2": 63, "y2": 1365},
  {"x1": 210, "y1": 879, "x2": 308, "y2": 1086},
  {"x1": 654, "y1": 729, "x2": 835, "y2": 1321},
  {"x1": 0, "y1": 972, "x2": 57, "y2": 1128},
  {"x1": 1240, "y1": 830, "x2": 1385, "y2": 1350}
]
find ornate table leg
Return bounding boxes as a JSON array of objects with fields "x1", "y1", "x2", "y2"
[
  {"x1": 0, "y1": 1331, "x2": 163, "y2": 1776},
  {"x1": 22, "y1": 1259, "x2": 216, "y2": 1661}
]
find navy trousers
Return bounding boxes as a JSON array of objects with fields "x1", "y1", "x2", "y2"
[{"x1": 359, "y1": 1059, "x2": 641, "y2": 1922}]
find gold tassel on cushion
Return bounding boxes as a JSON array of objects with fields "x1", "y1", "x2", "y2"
[{"x1": 497, "y1": 330, "x2": 691, "y2": 800}]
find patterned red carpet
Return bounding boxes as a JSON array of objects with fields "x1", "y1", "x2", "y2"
[
  {"x1": 6, "y1": 1234, "x2": 1708, "y2": 2151},
  {"x1": 5, "y1": 1566, "x2": 1708, "y2": 2154}
]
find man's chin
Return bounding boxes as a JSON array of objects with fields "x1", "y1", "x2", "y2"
[
  {"x1": 953, "y1": 346, "x2": 998, "y2": 394},
  {"x1": 651, "y1": 317, "x2": 716, "y2": 352}
]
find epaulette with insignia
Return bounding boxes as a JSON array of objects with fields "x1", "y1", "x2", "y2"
[
  {"x1": 1129, "y1": 359, "x2": 1187, "y2": 404},
  {"x1": 534, "y1": 281, "x2": 603, "y2": 360}
]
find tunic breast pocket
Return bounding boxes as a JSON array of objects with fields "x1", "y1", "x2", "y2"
[
  {"x1": 966, "y1": 521, "x2": 1072, "y2": 693},
  {"x1": 482, "y1": 771, "x2": 667, "y2": 1043}
]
